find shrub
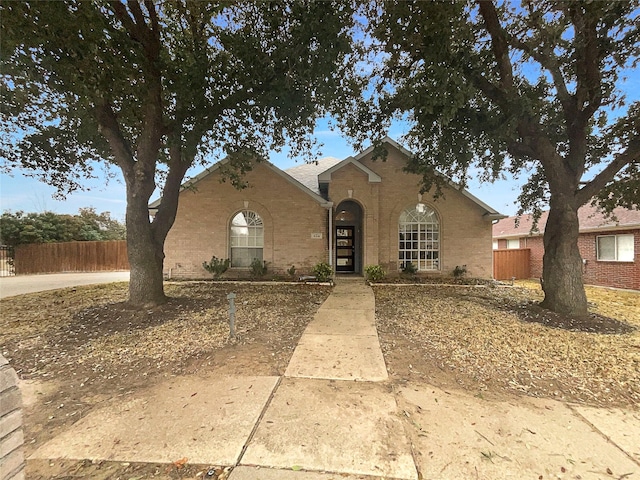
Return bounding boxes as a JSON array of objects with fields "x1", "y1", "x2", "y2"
[
  {"x1": 312, "y1": 262, "x2": 333, "y2": 282},
  {"x1": 249, "y1": 258, "x2": 268, "y2": 278},
  {"x1": 287, "y1": 265, "x2": 296, "y2": 278},
  {"x1": 453, "y1": 264, "x2": 467, "y2": 279},
  {"x1": 401, "y1": 261, "x2": 417, "y2": 275},
  {"x1": 202, "y1": 256, "x2": 230, "y2": 279},
  {"x1": 364, "y1": 264, "x2": 386, "y2": 282}
]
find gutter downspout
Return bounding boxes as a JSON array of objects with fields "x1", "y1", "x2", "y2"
[{"x1": 323, "y1": 202, "x2": 334, "y2": 269}]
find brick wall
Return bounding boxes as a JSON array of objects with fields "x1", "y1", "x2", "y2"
[
  {"x1": 164, "y1": 147, "x2": 497, "y2": 279},
  {"x1": 579, "y1": 230, "x2": 640, "y2": 290},
  {"x1": 522, "y1": 236, "x2": 544, "y2": 279},
  {"x1": 505, "y1": 231, "x2": 639, "y2": 290},
  {"x1": 0, "y1": 355, "x2": 24, "y2": 480},
  {"x1": 356, "y1": 146, "x2": 494, "y2": 278},
  {"x1": 164, "y1": 162, "x2": 329, "y2": 278}
]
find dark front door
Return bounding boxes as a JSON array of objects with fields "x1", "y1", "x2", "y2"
[{"x1": 336, "y1": 227, "x2": 355, "y2": 272}]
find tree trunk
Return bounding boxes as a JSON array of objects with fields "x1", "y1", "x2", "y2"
[
  {"x1": 126, "y1": 190, "x2": 167, "y2": 308},
  {"x1": 539, "y1": 200, "x2": 588, "y2": 317}
]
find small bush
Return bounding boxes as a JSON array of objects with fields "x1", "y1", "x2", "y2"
[
  {"x1": 202, "y1": 256, "x2": 230, "y2": 279},
  {"x1": 401, "y1": 261, "x2": 418, "y2": 275},
  {"x1": 250, "y1": 258, "x2": 268, "y2": 278},
  {"x1": 312, "y1": 262, "x2": 333, "y2": 282},
  {"x1": 287, "y1": 265, "x2": 296, "y2": 278},
  {"x1": 453, "y1": 264, "x2": 467, "y2": 279},
  {"x1": 364, "y1": 264, "x2": 386, "y2": 282}
]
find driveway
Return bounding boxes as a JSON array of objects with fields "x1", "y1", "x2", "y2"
[{"x1": 0, "y1": 271, "x2": 130, "y2": 299}]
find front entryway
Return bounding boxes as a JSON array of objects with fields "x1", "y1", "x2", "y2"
[
  {"x1": 334, "y1": 200, "x2": 363, "y2": 273},
  {"x1": 336, "y1": 227, "x2": 355, "y2": 272}
]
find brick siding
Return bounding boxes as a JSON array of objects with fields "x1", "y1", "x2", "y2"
[
  {"x1": 504, "y1": 231, "x2": 639, "y2": 290},
  {"x1": 164, "y1": 145, "x2": 496, "y2": 279}
]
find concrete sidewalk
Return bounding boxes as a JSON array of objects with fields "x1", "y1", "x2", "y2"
[
  {"x1": 29, "y1": 276, "x2": 640, "y2": 479},
  {"x1": 0, "y1": 271, "x2": 129, "y2": 299}
]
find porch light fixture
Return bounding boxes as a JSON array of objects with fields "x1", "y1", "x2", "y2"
[{"x1": 336, "y1": 209, "x2": 348, "y2": 222}]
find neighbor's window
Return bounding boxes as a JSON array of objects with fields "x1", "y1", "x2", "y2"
[
  {"x1": 596, "y1": 234, "x2": 634, "y2": 262},
  {"x1": 230, "y1": 210, "x2": 264, "y2": 267},
  {"x1": 506, "y1": 238, "x2": 520, "y2": 249},
  {"x1": 399, "y1": 205, "x2": 439, "y2": 271}
]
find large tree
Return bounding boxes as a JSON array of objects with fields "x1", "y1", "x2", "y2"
[
  {"x1": 358, "y1": 0, "x2": 639, "y2": 316},
  {"x1": 1, "y1": 1, "x2": 358, "y2": 307}
]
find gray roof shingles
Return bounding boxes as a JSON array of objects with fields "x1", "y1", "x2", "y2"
[
  {"x1": 285, "y1": 157, "x2": 342, "y2": 194},
  {"x1": 493, "y1": 204, "x2": 640, "y2": 238}
]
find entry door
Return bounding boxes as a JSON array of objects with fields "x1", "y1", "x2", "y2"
[{"x1": 336, "y1": 227, "x2": 355, "y2": 272}]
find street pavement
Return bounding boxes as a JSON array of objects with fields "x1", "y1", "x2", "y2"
[
  {"x1": 0, "y1": 271, "x2": 129, "y2": 299},
  {"x1": 27, "y1": 277, "x2": 640, "y2": 479}
]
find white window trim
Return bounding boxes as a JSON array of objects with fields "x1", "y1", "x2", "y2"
[
  {"x1": 398, "y1": 205, "x2": 440, "y2": 271},
  {"x1": 506, "y1": 238, "x2": 520, "y2": 249},
  {"x1": 596, "y1": 234, "x2": 634, "y2": 262},
  {"x1": 230, "y1": 210, "x2": 264, "y2": 268}
]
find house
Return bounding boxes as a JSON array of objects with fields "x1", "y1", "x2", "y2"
[
  {"x1": 151, "y1": 137, "x2": 505, "y2": 279},
  {"x1": 493, "y1": 205, "x2": 640, "y2": 290}
]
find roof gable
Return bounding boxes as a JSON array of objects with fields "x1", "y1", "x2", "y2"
[
  {"x1": 149, "y1": 156, "x2": 330, "y2": 210},
  {"x1": 356, "y1": 137, "x2": 505, "y2": 219},
  {"x1": 149, "y1": 137, "x2": 506, "y2": 220},
  {"x1": 317, "y1": 156, "x2": 382, "y2": 184}
]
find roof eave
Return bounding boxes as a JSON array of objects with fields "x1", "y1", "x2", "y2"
[
  {"x1": 148, "y1": 156, "x2": 330, "y2": 210},
  {"x1": 356, "y1": 137, "x2": 505, "y2": 218},
  {"x1": 318, "y1": 156, "x2": 382, "y2": 183}
]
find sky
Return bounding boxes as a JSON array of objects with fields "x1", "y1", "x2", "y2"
[
  {"x1": 0, "y1": 116, "x2": 526, "y2": 221},
  {"x1": 1, "y1": 10, "x2": 638, "y2": 222}
]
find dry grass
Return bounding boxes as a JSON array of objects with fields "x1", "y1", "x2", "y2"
[
  {"x1": 1, "y1": 282, "x2": 330, "y2": 386},
  {"x1": 374, "y1": 283, "x2": 640, "y2": 406}
]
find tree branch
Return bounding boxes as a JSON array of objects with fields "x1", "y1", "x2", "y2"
[
  {"x1": 94, "y1": 101, "x2": 135, "y2": 179},
  {"x1": 566, "y1": 4, "x2": 602, "y2": 123},
  {"x1": 477, "y1": 0, "x2": 514, "y2": 93},
  {"x1": 508, "y1": 36, "x2": 574, "y2": 111},
  {"x1": 152, "y1": 144, "x2": 191, "y2": 240},
  {"x1": 576, "y1": 134, "x2": 640, "y2": 206},
  {"x1": 109, "y1": 1, "x2": 142, "y2": 43}
]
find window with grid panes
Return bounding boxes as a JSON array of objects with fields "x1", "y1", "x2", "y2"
[
  {"x1": 230, "y1": 210, "x2": 264, "y2": 267},
  {"x1": 399, "y1": 205, "x2": 440, "y2": 271}
]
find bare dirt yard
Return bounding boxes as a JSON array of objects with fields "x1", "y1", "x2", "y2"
[
  {"x1": 1, "y1": 279, "x2": 638, "y2": 479},
  {"x1": 1, "y1": 281, "x2": 331, "y2": 480},
  {"x1": 374, "y1": 281, "x2": 640, "y2": 407}
]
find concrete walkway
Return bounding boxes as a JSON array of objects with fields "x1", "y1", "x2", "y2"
[
  {"x1": 28, "y1": 277, "x2": 640, "y2": 479},
  {"x1": 0, "y1": 271, "x2": 130, "y2": 299}
]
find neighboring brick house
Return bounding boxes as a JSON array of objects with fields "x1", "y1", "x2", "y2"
[
  {"x1": 493, "y1": 205, "x2": 640, "y2": 290},
  {"x1": 151, "y1": 137, "x2": 505, "y2": 279}
]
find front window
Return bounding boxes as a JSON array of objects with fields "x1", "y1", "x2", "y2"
[
  {"x1": 230, "y1": 210, "x2": 264, "y2": 267},
  {"x1": 399, "y1": 205, "x2": 439, "y2": 271},
  {"x1": 597, "y1": 234, "x2": 634, "y2": 262}
]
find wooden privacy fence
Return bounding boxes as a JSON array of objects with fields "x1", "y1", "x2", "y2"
[
  {"x1": 493, "y1": 248, "x2": 531, "y2": 280},
  {"x1": 14, "y1": 240, "x2": 129, "y2": 274}
]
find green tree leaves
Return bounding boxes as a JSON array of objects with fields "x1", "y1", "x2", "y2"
[
  {"x1": 0, "y1": 208, "x2": 125, "y2": 247},
  {"x1": 1, "y1": 1, "x2": 360, "y2": 306}
]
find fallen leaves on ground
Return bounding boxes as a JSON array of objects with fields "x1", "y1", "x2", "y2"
[
  {"x1": 0, "y1": 281, "x2": 331, "y2": 466},
  {"x1": 374, "y1": 283, "x2": 639, "y2": 406}
]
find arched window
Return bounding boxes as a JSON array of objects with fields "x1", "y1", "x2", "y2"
[
  {"x1": 399, "y1": 205, "x2": 439, "y2": 271},
  {"x1": 230, "y1": 210, "x2": 264, "y2": 267}
]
